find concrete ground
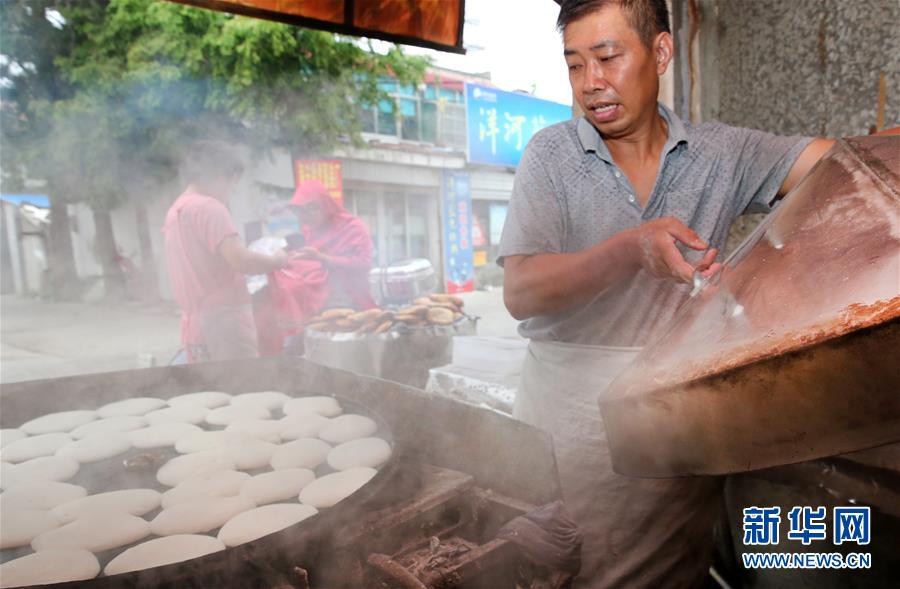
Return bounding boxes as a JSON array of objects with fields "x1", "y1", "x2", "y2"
[
  {"x1": 0, "y1": 296, "x2": 182, "y2": 384},
  {"x1": 0, "y1": 290, "x2": 521, "y2": 384}
]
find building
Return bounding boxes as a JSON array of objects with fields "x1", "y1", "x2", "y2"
[{"x1": 25, "y1": 66, "x2": 572, "y2": 302}]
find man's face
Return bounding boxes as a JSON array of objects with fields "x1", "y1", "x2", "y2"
[
  {"x1": 563, "y1": 5, "x2": 669, "y2": 138},
  {"x1": 205, "y1": 171, "x2": 241, "y2": 202}
]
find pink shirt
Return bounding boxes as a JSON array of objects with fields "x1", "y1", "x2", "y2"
[{"x1": 163, "y1": 191, "x2": 250, "y2": 345}]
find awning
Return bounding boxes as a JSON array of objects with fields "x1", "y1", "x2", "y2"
[{"x1": 168, "y1": 0, "x2": 466, "y2": 54}]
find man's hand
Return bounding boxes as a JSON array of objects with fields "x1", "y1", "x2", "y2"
[
  {"x1": 270, "y1": 249, "x2": 290, "y2": 269},
  {"x1": 295, "y1": 246, "x2": 334, "y2": 265},
  {"x1": 220, "y1": 236, "x2": 291, "y2": 274},
  {"x1": 626, "y1": 217, "x2": 719, "y2": 284},
  {"x1": 502, "y1": 217, "x2": 719, "y2": 320},
  {"x1": 295, "y1": 246, "x2": 322, "y2": 260}
]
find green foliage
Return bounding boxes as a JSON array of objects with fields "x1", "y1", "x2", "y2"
[{"x1": 1, "y1": 0, "x2": 430, "y2": 207}]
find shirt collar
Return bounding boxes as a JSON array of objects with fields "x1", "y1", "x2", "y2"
[{"x1": 576, "y1": 102, "x2": 689, "y2": 163}]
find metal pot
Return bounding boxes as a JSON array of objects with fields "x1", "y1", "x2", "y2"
[
  {"x1": 0, "y1": 357, "x2": 559, "y2": 587},
  {"x1": 601, "y1": 135, "x2": 900, "y2": 477}
]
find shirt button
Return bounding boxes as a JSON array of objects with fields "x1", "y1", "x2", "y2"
[
  {"x1": 627, "y1": 194, "x2": 635, "y2": 203},
  {"x1": 614, "y1": 171, "x2": 621, "y2": 178}
]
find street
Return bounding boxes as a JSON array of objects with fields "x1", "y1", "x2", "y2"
[{"x1": 0, "y1": 290, "x2": 521, "y2": 384}]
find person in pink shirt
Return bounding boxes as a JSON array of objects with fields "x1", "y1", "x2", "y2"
[{"x1": 163, "y1": 141, "x2": 289, "y2": 362}]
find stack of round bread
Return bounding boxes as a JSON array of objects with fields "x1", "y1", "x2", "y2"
[
  {"x1": 306, "y1": 293, "x2": 468, "y2": 336},
  {"x1": 0, "y1": 390, "x2": 391, "y2": 586}
]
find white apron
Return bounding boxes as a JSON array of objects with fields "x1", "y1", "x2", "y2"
[{"x1": 516, "y1": 340, "x2": 720, "y2": 588}]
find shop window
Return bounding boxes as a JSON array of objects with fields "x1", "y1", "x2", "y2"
[
  {"x1": 376, "y1": 99, "x2": 397, "y2": 136},
  {"x1": 355, "y1": 77, "x2": 469, "y2": 149},
  {"x1": 346, "y1": 188, "x2": 436, "y2": 269},
  {"x1": 407, "y1": 197, "x2": 428, "y2": 259},
  {"x1": 421, "y1": 101, "x2": 438, "y2": 143},
  {"x1": 399, "y1": 98, "x2": 419, "y2": 141},
  {"x1": 440, "y1": 88, "x2": 462, "y2": 102},
  {"x1": 385, "y1": 192, "x2": 407, "y2": 263},
  {"x1": 358, "y1": 107, "x2": 376, "y2": 134},
  {"x1": 440, "y1": 103, "x2": 467, "y2": 150},
  {"x1": 378, "y1": 80, "x2": 397, "y2": 93},
  {"x1": 344, "y1": 190, "x2": 380, "y2": 263}
]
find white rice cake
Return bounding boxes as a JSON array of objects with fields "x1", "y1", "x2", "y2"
[
  {"x1": 327, "y1": 437, "x2": 392, "y2": 470},
  {"x1": 230, "y1": 391, "x2": 290, "y2": 412},
  {"x1": 218, "y1": 503, "x2": 317, "y2": 547},
  {"x1": 0, "y1": 509, "x2": 62, "y2": 549},
  {"x1": 161, "y1": 470, "x2": 250, "y2": 509},
  {"x1": 270, "y1": 439, "x2": 331, "y2": 470},
  {"x1": 156, "y1": 451, "x2": 236, "y2": 487},
  {"x1": 205, "y1": 405, "x2": 271, "y2": 427},
  {"x1": 0, "y1": 428, "x2": 27, "y2": 448},
  {"x1": 220, "y1": 439, "x2": 278, "y2": 470},
  {"x1": 0, "y1": 481, "x2": 87, "y2": 511},
  {"x1": 0, "y1": 549, "x2": 99, "y2": 587},
  {"x1": 150, "y1": 495, "x2": 255, "y2": 536},
  {"x1": 282, "y1": 396, "x2": 342, "y2": 418},
  {"x1": 55, "y1": 433, "x2": 132, "y2": 463},
  {"x1": 299, "y1": 467, "x2": 377, "y2": 508},
  {"x1": 1, "y1": 456, "x2": 79, "y2": 490},
  {"x1": 166, "y1": 391, "x2": 232, "y2": 409},
  {"x1": 1, "y1": 432, "x2": 72, "y2": 463},
  {"x1": 174, "y1": 430, "x2": 234, "y2": 454},
  {"x1": 70, "y1": 416, "x2": 147, "y2": 439},
  {"x1": 224, "y1": 419, "x2": 283, "y2": 443},
  {"x1": 52, "y1": 488, "x2": 161, "y2": 522},
  {"x1": 240, "y1": 469, "x2": 315, "y2": 506},
  {"x1": 98, "y1": 397, "x2": 167, "y2": 418},
  {"x1": 144, "y1": 405, "x2": 209, "y2": 426},
  {"x1": 20, "y1": 410, "x2": 97, "y2": 435},
  {"x1": 130, "y1": 422, "x2": 204, "y2": 449},
  {"x1": 279, "y1": 413, "x2": 331, "y2": 440},
  {"x1": 318, "y1": 414, "x2": 377, "y2": 444},
  {"x1": 32, "y1": 512, "x2": 150, "y2": 552},
  {"x1": 104, "y1": 534, "x2": 225, "y2": 576}
]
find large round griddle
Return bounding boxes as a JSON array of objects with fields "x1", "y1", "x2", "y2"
[
  {"x1": 1, "y1": 391, "x2": 407, "y2": 589},
  {"x1": 601, "y1": 135, "x2": 900, "y2": 478}
]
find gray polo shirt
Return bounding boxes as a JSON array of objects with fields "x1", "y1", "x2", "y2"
[{"x1": 498, "y1": 103, "x2": 813, "y2": 347}]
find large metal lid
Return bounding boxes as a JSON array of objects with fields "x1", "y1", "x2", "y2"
[{"x1": 601, "y1": 135, "x2": 900, "y2": 478}]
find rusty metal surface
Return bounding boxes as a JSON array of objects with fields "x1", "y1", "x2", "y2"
[{"x1": 601, "y1": 135, "x2": 900, "y2": 477}]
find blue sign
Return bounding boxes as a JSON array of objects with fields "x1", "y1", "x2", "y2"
[
  {"x1": 465, "y1": 82, "x2": 571, "y2": 167},
  {"x1": 441, "y1": 171, "x2": 474, "y2": 293}
]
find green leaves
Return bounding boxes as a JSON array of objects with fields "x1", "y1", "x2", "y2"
[{"x1": 1, "y1": 0, "x2": 430, "y2": 205}]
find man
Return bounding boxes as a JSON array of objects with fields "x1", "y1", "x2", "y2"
[
  {"x1": 498, "y1": 0, "x2": 833, "y2": 586},
  {"x1": 163, "y1": 141, "x2": 290, "y2": 362}
]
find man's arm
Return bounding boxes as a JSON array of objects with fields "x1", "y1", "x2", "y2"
[
  {"x1": 296, "y1": 246, "x2": 371, "y2": 270},
  {"x1": 778, "y1": 127, "x2": 899, "y2": 198},
  {"x1": 219, "y1": 235, "x2": 288, "y2": 275},
  {"x1": 778, "y1": 138, "x2": 835, "y2": 197},
  {"x1": 503, "y1": 218, "x2": 719, "y2": 320}
]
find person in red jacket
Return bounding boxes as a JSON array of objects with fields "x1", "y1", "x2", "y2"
[
  {"x1": 288, "y1": 179, "x2": 376, "y2": 311},
  {"x1": 255, "y1": 179, "x2": 376, "y2": 355},
  {"x1": 163, "y1": 141, "x2": 289, "y2": 362}
]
